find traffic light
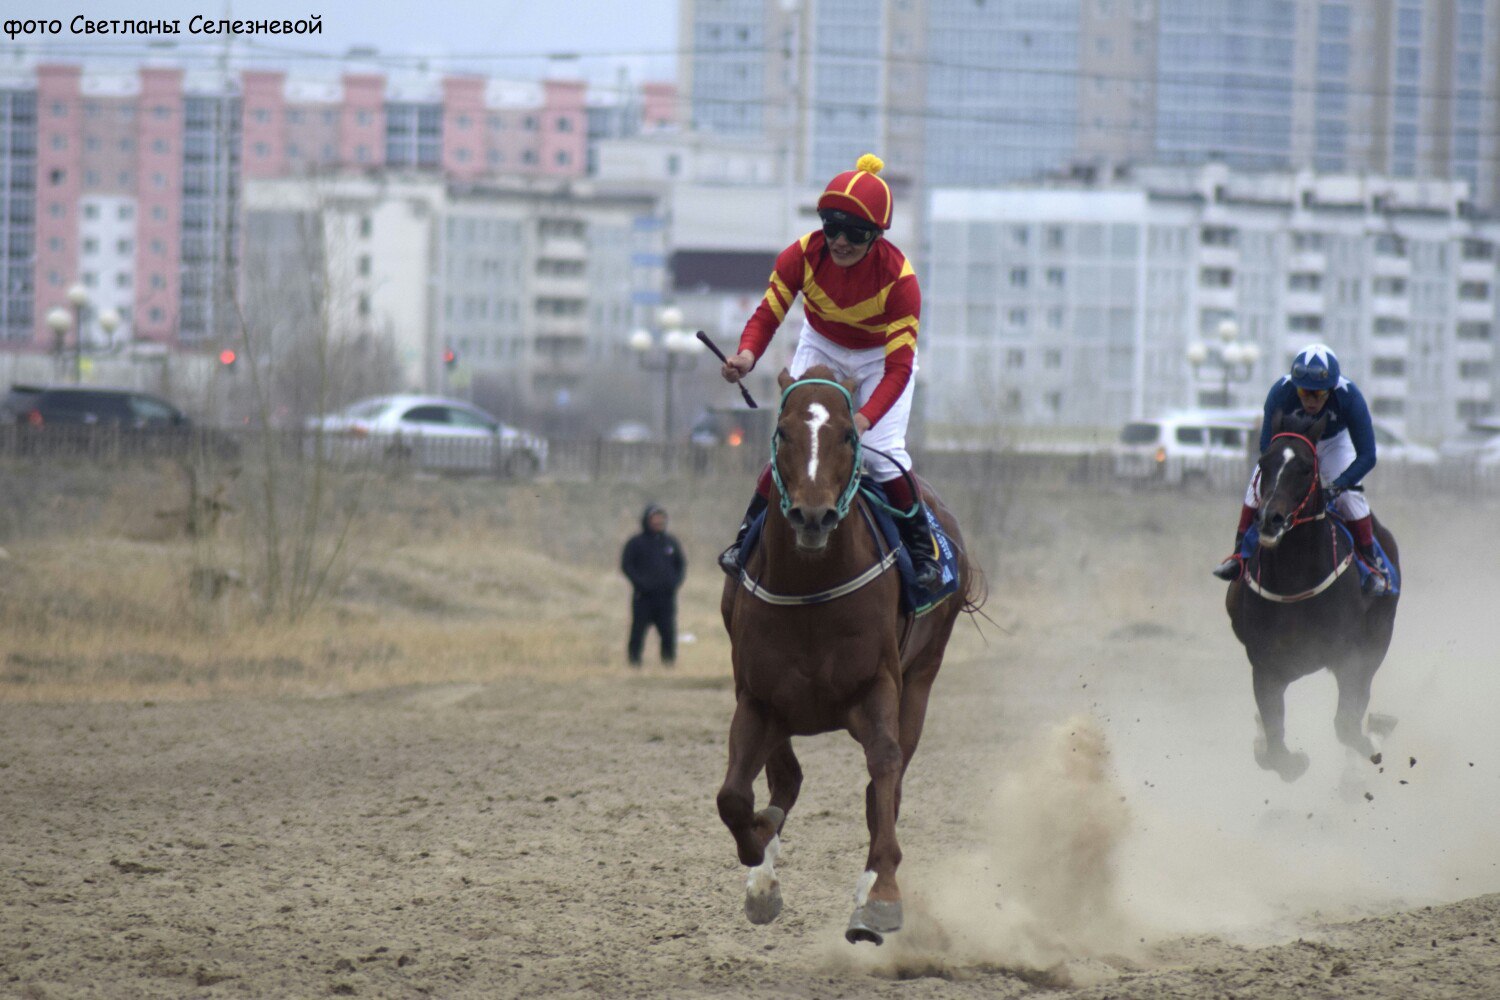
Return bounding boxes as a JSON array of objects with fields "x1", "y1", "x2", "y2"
[
  {"x1": 443, "y1": 348, "x2": 457, "y2": 370},
  {"x1": 218, "y1": 348, "x2": 237, "y2": 372}
]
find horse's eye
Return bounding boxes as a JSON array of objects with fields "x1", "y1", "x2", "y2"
[{"x1": 846, "y1": 429, "x2": 858, "y2": 445}]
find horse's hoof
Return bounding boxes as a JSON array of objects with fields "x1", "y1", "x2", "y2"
[
  {"x1": 744, "y1": 875, "x2": 782, "y2": 925},
  {"x1": 1368, "y1": 713, "x2": 1398, "y2": 738},
  {"x1": 1277, "y1": 752, "x2": 1310, "y2": 783},
  {"x1": 845, "y1": 900, "x2": 902, "y2": 946}
]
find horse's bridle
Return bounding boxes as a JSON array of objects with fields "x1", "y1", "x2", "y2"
[
  {"x1": 769, "y1": 378, "x2": 863, "y2": 521},
  {"x1": 1266, "y1": 431, "x2": 1325, "y2": 529}
]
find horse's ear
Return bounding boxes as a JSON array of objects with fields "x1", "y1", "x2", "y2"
[
  {"x1": 1309, "y1": 412, "x2": 1329, "y2": 442},
  {"x1": 777, "y1": 367, "x2": 795, "y2": 391},
  {"x1": 1270, "y1": 410, "x2": 1284, "y2": 435}
]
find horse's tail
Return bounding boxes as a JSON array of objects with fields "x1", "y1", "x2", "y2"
[{"x1": 960, "y1": 556, "x2": 989, "y2": 615}]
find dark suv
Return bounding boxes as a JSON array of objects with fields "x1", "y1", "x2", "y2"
[
  {"x1": 0, "y1": 384, "x2": 239, "y2": 460},
  {"x1": 1, "y1": 384, "x2": 188, "y2": 428}
]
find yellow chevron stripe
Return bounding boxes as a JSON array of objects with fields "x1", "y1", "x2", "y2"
[
  {"x1": 884, "y1": 331, "x2": 916, "y2": 355},
  {"x1": 803, "y1": 277, "x2": 902, "y2": 325},
  {"x1": 763, "y1": 286, "x2": 787, "y2": 322}
]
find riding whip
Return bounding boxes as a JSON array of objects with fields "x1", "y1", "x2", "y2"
[{"x1": 695, "y1": 331, "x2": 758, "y2": 409}]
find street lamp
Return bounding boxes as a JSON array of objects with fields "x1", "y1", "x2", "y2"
[
  {"x1": 64, "y1": 283, "x2": 91, "y2": 383},
  {"x1": 45, "y1": 307, "x2": 72, "y2": 380},
  {"x1": 629, "y1": 306, "x2": 702, "y2": 442},
  {"x1": 97, "y1": 308, "x2": 121, "y2": 351},
  {"x1": 1187, "y1": 318, "x2": 1261, "y2": 408}
]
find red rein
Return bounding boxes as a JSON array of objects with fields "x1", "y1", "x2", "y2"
[{"x1": 1268, "y1": 431, "x2": 1323, "y2": 528}]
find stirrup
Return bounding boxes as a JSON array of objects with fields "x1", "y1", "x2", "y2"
[
  {"x1": 1361, "y1": 568, "x2": 1389, "y2": 597},
  {"x1": 911, "y1": 560, "x2": 942, "y2": 592},
  {"x1": 718, "y1": 541, "x2": 742, "y2": 579},
  {"x1": 1212, "y1": 555, "x2": 1241, "y2": 581}
]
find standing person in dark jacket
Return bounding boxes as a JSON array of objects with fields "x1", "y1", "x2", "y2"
[{"x1": 621, "y1": 504, "x2": 687, "y2": 667}]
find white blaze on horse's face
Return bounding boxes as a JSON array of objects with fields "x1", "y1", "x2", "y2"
[
  {"x1": 803, "y1": 402, "x2": 830, "y2": 481},
  {"x1": 1260, "y1": 445, "x2": 1301, "y2": 548}
]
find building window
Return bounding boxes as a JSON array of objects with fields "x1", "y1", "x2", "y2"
[
  {"x1": 358, "y1": 255, "x2": 371, "y2": 276},
  {"x1": 1200, "y1": 267, "x2": 1233, "y2": 288},
  {"x1": 1460, "y1": 360, "x2": 1492, "y2": 379},
  {"x1": 1459, "y1": 281, "x2": 1490, "y2": 300},
  {"x1": 1044, "y1": 349, "x2": 1062, "y2": 369},
  {"x1": 359, "y1": 216, "x2": 372, "y2": 238},
  {"x1": 1372, "y1": 357, "x2": 1405, "y2": 377},
  {"x1": 1009, "y1": 268, "x2": 1028, "y2": 288},
  {"x1": 119, "y1": 204, "x2": 133, "y2": 220},
  {"x1": 358, "y1": 294, "x2": 371, "y2": 317},
  {"x1": 1457, "y1": 321, "x2": 1491, "y2": 341},
  {"x1": 1006, "y1": 348, "x2": 1025, "y2": 369}
]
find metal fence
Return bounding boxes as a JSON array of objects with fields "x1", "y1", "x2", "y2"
[{"x1": 1, "y1": 426, "x2": 1496, "y2": 500}]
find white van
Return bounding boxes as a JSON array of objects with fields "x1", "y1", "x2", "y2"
[{"x1": 1112, "y1": 410, "x2": 1260, "y2": 486}]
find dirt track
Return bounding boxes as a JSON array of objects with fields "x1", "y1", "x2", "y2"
[{"x1": 4, "y1": 484, "x2": 1500, "y2": 998}]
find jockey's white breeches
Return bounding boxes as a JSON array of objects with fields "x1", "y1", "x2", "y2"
[
  {"x1": 1243, "y1": 427, "x2": 1371, "y2": 520},
  {"x1": 789, "y1": 323, "x2": 915, "y2": 483}
]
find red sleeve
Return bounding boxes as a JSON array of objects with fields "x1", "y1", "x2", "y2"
[
  {"x1": 737, "y1": 238, "x2": 809, "y2": 361},
  {"x1": 858, "y1": 270, "x2": 920, "y2": 425}
]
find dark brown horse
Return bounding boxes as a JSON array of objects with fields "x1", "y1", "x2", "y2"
[
  {"x1": 716, "y1": 367, "x2": 978, "y2": 945},
  {"x1": 1227, "y1": 410, "x2": 1400, "y2": 782}
]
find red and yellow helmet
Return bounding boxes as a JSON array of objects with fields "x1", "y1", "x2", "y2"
[{"x1": 817, "y1": 153, "x2": 892, "y2": 231}]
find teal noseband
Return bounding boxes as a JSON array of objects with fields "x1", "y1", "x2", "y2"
[{"x1": 769, "y1": 378, "x2": 864, "y2": 521}]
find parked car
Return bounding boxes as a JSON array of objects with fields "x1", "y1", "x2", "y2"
[
  {"x1": 2, "y1": 383, "x2": 189, "y2": 428},
  {"x1": 0, "y1": 383, "x2": 239, "y2": 460},
  {"x1": 1370, "y1": 422, "x2": 1437, "y2": 466},
  {"x1": 305, "y1": 395, "x2": 547, "y2": 476},
  {"x1": 605, "y1": 420, "x2": 655, "y2": 443},
  {"x1": 1111, "y1": 409, "x2": 1261, "y2": 486},
  {"x1": 689, "y1": 406, "x2": 775, "y2": 449},
  {"x1": 1438, "y1": 416, "x2": 1500, "y2": 465}
]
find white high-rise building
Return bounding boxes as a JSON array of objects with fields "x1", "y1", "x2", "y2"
[{"x1": 925, "y1": 163, "x2": 1498, "y2": 444}]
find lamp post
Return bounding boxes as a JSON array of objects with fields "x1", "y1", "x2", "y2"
[
  {"x1": 65, "y1": 283, "x2": 89, "y2": 383},
  {"x1": 629, "y1": 306, "x2": 702, "y2": 443},
  {"x1": 1187, "y1": 318, "x2": 1261, "y2": 409},
  {"x1": 97, "y1": 308, "x2": 121, "y2": 351},
  {"x1": 45, "y1": 307, "x2": 71, "y2": 380}
]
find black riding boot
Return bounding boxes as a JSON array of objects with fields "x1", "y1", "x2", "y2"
[
  {"x1": 719, "y1": 492, "x2": 770, "y2": 578},
  {"x1": 897, "y1": 503, "x2": 944, "y2": 592},
  {"x1": 1212, "y1": 532, "x2": 1246, "y2": 581}
]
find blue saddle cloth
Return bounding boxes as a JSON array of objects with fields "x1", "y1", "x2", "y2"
[
  {"x1": 737, "y1": 480, "x2": 962, "y2": 616},
  {"x1": 1240, "y1": 519, "x2": 1400, "y2": 596}
]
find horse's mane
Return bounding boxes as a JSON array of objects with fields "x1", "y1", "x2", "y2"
[
  {"x1": 795, "y1": 364, "x2": 841, "y2": 385},
  {"x1": 1274, "y1": 409, "x2": 1327, "y2": 445}
]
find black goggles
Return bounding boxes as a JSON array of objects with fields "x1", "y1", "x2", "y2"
[
  {"x1": 821, "y1": 220, "x2": 878, "y2": 245},
  {"x1": 1291, "y1": 361, "x2": 1329, "y2": 382}
]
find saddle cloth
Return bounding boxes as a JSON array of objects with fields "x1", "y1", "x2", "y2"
[
  {"x1": 737, "y1": 480, "x2": 961, "y2": 616},
  {"x1": 1239, "y1": 519, "x2": 1400, "y2": 596}
]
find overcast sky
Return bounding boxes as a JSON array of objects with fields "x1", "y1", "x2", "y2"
[{"x1": 14, "y1": 0, "x2": 681, "y2": 86}]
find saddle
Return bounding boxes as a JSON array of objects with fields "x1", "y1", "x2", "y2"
[
  {"x1": 1239, "y1": 518, "x2": 1400, "y2": 597},
  {"x1": 736, "y1": 479, "x2": 961, "y2": 616}
]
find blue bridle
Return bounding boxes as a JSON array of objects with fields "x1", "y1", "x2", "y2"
[{"x1": 769, "y1": 378, "x2": 864, "y2": 521}]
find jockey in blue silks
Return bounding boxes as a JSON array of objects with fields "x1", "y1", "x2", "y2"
[{"x1": 1213, "y1": 343, "x2": 1392, "y2": 596}]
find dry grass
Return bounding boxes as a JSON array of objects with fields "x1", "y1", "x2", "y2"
[
  {"x1": 0, "y1": 461, "x2": 757, "y2": 702},
  {"x1": 9, "y1": 454, "x2": 1475, "y2": 705}
]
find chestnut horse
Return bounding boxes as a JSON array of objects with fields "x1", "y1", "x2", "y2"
[
  {"x1": 1227, "y1": 410, "x2": 1400, "y2": 782},
  {"x1": 716, "y1": 367, "x2": 979, "y2": 946}
]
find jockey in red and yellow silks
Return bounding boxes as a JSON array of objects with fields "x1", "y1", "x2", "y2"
[
  {"x1": 717, "y1": 153, "x2": 942, "y2": 592},
  {"x1": 738, "y1": 230, "x2": 919, "y2": 429}
]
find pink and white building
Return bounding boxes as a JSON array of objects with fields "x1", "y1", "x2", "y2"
[{"x1": 1, "y1": 59, "x2": 677, "y2": 351}]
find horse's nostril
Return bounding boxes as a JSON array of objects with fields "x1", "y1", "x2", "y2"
[
  {"x1": 787, "y1": 508, "x2": 806, "y2": 528},
  {"x1": 819, "y1": 510, "x2": 839, "y2": 530}
]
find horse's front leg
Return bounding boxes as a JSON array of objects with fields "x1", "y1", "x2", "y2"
[
  {"x1": 845, "y1": 669, "x2": 904, "y2": 945},
  {"x1": 1251, "y1": 658, "x2": 1309, "y2": 782},
  {"x1": 716, "y1": 694, "x2": 786, "y2": 924}
]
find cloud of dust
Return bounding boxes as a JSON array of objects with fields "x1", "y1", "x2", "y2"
[
  {"x1": 817, "y1": 497, "x2": 1500, "y2": 979},
  {"x1": 824, "y1": 716, "x2": 1141, "y2": 985}
]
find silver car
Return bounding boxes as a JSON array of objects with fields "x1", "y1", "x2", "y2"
[{"x1": 305, "y1": 395, "x2": 547, "y2": 476}]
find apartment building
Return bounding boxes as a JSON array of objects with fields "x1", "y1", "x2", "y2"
[
  {"x1": 5, "y1": 59, "x2": 676, "y2": 356},
  {"x1": 925, "y1": 163, "x2": 1498, "y2": 444},
  {"x1": 244, "y1": 173, "x2": 665, "y2": 422}
]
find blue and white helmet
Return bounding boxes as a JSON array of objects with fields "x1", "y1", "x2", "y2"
[{"x1": 1289, "y1": 343, "x2": 1340, "y2": 391}]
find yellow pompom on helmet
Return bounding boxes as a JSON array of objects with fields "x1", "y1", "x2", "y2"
[{"x1": 817, "y1": 153, "x2": 893, "y2": 231}]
